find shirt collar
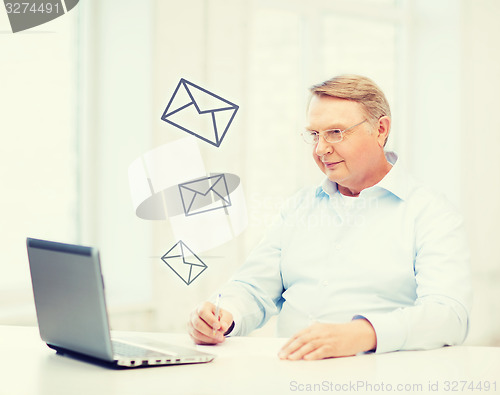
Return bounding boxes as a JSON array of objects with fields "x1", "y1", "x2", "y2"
[
  {"x1": 317, "y1": 178, "x2": 338, "y2": 197},
  {"x1": 372, "y1": 151, "x2": 408, "y2": 200},
  {"x1": 316, "y1": 151, "x2": 409, "y2": 200}
]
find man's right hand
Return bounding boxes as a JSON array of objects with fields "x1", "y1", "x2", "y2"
[{"x1": 188, "y1": 301, "x2": 234, "y2": 345}]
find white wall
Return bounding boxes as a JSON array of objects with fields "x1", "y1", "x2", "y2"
[
  {"x1": 460, "y1": 0, "x2": 500, "y2": 346},
  {"x1": 406, "y1": 0, "x2": 463, "y2": 207},
  {"x1": 78, "y1": 0, "x2": 154, "y2": 311},
  {"x1": 0, "y1": 2, "x2": 78, "y2": 323}
]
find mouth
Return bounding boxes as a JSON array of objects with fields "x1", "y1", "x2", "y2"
[{"x1": 323, "y1": 160, "x2": 343, "y2": 169}]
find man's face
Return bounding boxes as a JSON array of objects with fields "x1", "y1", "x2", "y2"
[{"x1": 307, "y1": 95, "x2": 387, "y2": 193}]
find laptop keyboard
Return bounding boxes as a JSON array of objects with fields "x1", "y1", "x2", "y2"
[{"x1": 112, "y1": 341, "x2": 174, "y2": 358}]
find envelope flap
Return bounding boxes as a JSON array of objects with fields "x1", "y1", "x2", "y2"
[
  {"x1": 213, "y1": 107, "x2": 238, "y2": 138},
  {"x1": 162, "y1": 80, "x2": 195, "y2": 118},
  {"x1": 208, "y1": 175, "x2": 230, "y2": 202},
  {"x1": 162, "y1": 241, "x2": 183, "y2": 259},
  {"x1": 183, "y1": 259, "x2": 206, "y2": 268},
  {"x1": 184, "y1": 80, "x2": 237, "y2": 113},
  {"x1": 181, "y1": 175, "x2": 222, "y2": 196},
  {"x1": 180, "y1": 241, "x2": 207, "y2": 268}
]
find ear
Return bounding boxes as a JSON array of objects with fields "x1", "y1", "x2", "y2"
[{"x1": 376, "y1": 116, "x2": 391, "y2": 147}]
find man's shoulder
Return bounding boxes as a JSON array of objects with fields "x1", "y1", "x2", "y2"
[
  {"x1": 402, "y1": 171, "x2": 462, "y2": 221},
  {"x1": 388, "y1": 158, "x2": 450, "y2": 205},
  {"x1": 405, "y1": 173, "x2": 438, "y2": 202}
]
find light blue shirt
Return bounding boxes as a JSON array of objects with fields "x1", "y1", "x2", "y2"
[{"x1": 218, "y1": 152, "x2": 471, "y2": 353}]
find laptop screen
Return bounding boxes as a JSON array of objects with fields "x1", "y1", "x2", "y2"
[{"x1": 27, "y1": 238, "x2": 114, "y2": 362}]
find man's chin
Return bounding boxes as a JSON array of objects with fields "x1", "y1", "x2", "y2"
[{"x1": 326, "y1": 170, "x2": 345, "y2": 184}]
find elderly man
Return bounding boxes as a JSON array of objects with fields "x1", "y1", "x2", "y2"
[{"x1": 187, "y1": 75, "x2": 471, "y2": 360}]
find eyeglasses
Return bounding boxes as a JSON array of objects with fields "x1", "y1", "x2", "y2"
[{"x1": 301, "y1": 119, "x2": 368, "y2": 144}]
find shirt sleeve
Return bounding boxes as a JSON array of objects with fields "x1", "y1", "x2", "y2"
[
  {"x1": 355, "y1": 193, "x2": 472, "y2": 353},
  {"x1": 214, "y1": 208, "x2": 287, "y2": 336}
]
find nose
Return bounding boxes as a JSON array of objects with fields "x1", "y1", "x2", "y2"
[{"x1": 315, "y1": 135, "x2": 333, "y2": 157}]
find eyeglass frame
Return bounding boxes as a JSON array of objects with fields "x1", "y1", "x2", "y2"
[{"x1": 301, "y1": 119, "x2": 369, "y2": 144}]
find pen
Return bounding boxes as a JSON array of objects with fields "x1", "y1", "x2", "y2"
[{"x1": 213, "y1": 293, "x2": 221, "y2": 336}]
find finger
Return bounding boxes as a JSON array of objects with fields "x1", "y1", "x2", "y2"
[
  {"x1": 279, "y1": 335, "x2": 310, "y2": 359},
  {"x1": 302, "y1": 346, "x2": 329, "y2": 360},
  {"x1": 188, "y1": 321, "x2": 213, "y2": 345},
  {"x1": 303, "y1": 345, "x2": 354, "y2": 360},
  {"x1": 279, "y1": 336, "x2": 296, "y2": 351},
  {"x1": 279, "y1": 325, "x2": 312, "y2": 351},
  {"x1": 188, "y1": 320, "x2": 224, "y2": 345},
  {"x1": 219, "y1": 309, "x2": 233, "y2": 333},
  {"x1": 304, "y1": 346, "x2": 356, "y2": 360},
  {"x1": 279, "y1": 338, "x2": 300, "y2": 358},
  {"x1": 190, "y1": 310, "x2": 218, "y2": 338},
  {"x1": 287, "y1": 341, "x2": 318, "y2": 360},
  {"x1": 279, "y1": 331, "x2": 302, "y2": 351},
  {"x1": 197, "y1": 302, "x2": 220, "y2": 330},
  {"x1": 279, "y1": 322, "x2": 325, "y2": 356}
]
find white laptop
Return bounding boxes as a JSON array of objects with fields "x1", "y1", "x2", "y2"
[{"x1": 26, "y1": 237, "x2": 214, "y2": 368}]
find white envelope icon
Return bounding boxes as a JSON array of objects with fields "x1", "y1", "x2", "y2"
[
  {"x1": 160, "y1": 78, "x2": 239, "y2": 147},
  {"x1": 161, "y1": 241, "x2": 207, "y2": 285},
  {"x1": 179, "y1": 174, "x2": 231, "y2": 217}
]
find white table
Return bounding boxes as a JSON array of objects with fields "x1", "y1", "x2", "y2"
[{"x1": 1, "y1": 326, "x2": 499, "y2": 395}]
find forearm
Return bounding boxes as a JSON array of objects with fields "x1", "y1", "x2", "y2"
[
  {"x1": 215, "y1": 280, "x2": 281, "y2": 336},
  {"x1": 358, "y1": 296, "x2": 469, "y2": 354}
]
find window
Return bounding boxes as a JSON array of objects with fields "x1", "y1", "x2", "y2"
[{"x1": 0, "y1": 10, "x2": 78, "y2": 322}]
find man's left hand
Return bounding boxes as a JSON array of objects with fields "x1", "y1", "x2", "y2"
[{"x1": 278, "y1": 319, "x2": 377, "y2": 360}]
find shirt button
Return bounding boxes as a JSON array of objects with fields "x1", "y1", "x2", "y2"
[{"x1": 335, "y1": 244, "x2": 341, "y2": 251}]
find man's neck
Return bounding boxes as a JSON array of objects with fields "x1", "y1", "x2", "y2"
[{"x1": 338, "y1": 159, "x2": 392, "y2": 197}]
